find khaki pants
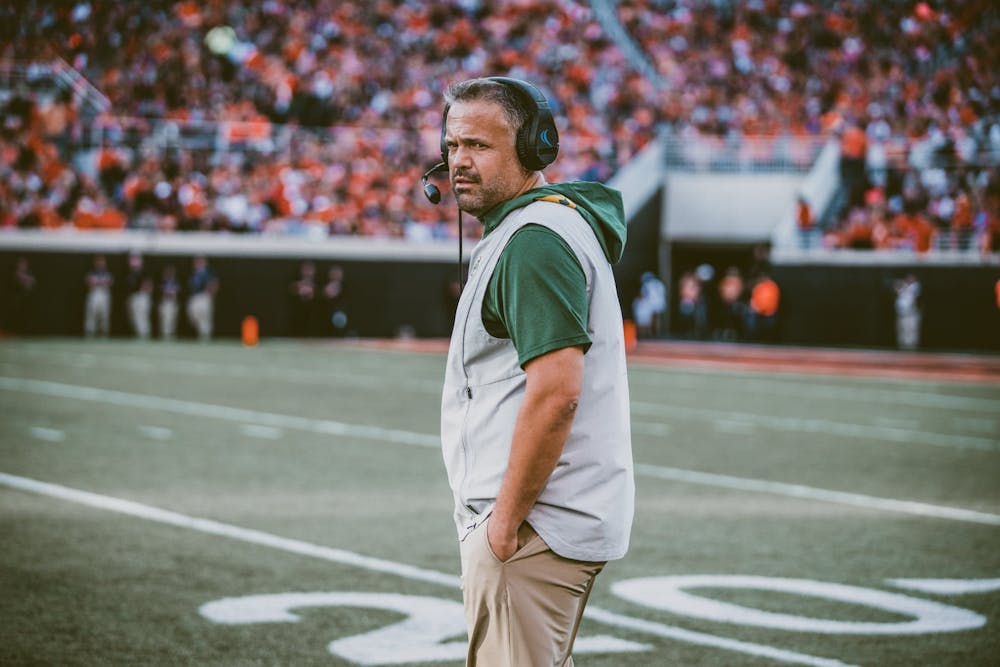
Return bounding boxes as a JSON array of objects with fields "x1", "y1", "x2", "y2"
[{"x1": 459, "y1": 518, "x2": 605, "y2": 666}]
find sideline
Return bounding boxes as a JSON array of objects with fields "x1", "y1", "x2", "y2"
[
  {"x1": 3, "y1": 376, "x2": 998, "y2": 526},
  {"x1": 0, "y1": 472, "x2": 856, "y2": 667}
]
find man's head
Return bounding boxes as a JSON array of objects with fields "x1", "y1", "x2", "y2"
[{"x1": 442, "y1": 78, "x2": 557, "y2": 218}]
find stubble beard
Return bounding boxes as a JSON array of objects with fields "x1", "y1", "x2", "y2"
[{"x1": 453, "y1": 170, "x2": 526, "y2": 219}]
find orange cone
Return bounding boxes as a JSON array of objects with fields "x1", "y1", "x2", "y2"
[{"x1": 241, "y1": 316, "x2": 259, "y2": 348}]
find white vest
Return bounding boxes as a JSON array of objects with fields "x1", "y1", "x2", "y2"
[{"x1": 440, "y1": 200, "x2": 634, "y2": 562}]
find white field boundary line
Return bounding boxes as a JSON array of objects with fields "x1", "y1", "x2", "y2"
[
  {"x1": 635, "y1": 464, "x2": 1000, "y2": 527},
  {"x1": 631, "y1": 402, "x2": 999, "y2": 453},
  {"x1": 3, "y1": 376, "x2": 999, "y2": 527},
  {"x1": 0, "y1": 472, "x2": 856, "y2": 667}
]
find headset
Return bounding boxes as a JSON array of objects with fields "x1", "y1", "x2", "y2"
[
  {"x1": 422, "y1": 77, "x2": 559, "y2": 203},
  {"x1": 421, "y1": 77, "x2": 559, "y2": 288}
]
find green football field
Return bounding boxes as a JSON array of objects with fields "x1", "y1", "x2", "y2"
[{"x1": 1, "y1": 339, "x2": 998, "y2": 666}]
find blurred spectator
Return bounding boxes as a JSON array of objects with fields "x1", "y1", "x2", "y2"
[
  {"x1": 893, "y1": 273, "x2": 922, "y2": 350},
  {"x1": 715, "y1": 266, "x2": 746, "y2": 341},
  {"x1": 632, "y1": 271, "x2": 666, "y2": 339},
  {"x1": 3, "y1": 256, "x2": 36, "y2": 335},
  {"x1": 158, "y1": 263, "x2": 180, "y2": 340},
  {"x1": 186, "y1": 256, "x2": 218, "y2": 341},
  {"x1": 796, "y1": 195, "x2": 817, "y2": 248},
  {"x1": 83, "y1": 254, "x2": 113, "y2": 338},
  {"x1": 746, "y1": 272, "x2": 780, "y2": 342},
  {"x1": 676, "y1": 270, "x2": 707, "y2": 339},
  {"x1": 120, "y1": 251, "x2": 151, "y2": 338},
  {"x1": 321, "y1": 265, "x2": 348, "y2": 337},
  {"x1": 289, "y1": 260, "x2": 318, "y2": 337}
]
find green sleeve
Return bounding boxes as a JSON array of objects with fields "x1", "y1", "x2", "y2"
[{"x1": 482, "y1": 225, "x2": 592, "y2": 368}]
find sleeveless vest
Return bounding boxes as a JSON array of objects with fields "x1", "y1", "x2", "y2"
[{"x1": 440, "y1": 199, "x2": 634, "y2": 562}]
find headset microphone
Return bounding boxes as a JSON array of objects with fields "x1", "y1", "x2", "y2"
[
  {"x1": 421, "y1": 162, "x2": 447, "y2": 204},
  {"x1": 419, "y1": 161, "x2": 465, "y2": 291}
]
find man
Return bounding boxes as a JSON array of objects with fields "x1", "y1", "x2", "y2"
[
  {"x1": 158, "y1": 264, "x2": 180, "y2": 340},
  {"x1": 438, "y1": 77, "x2": 634, "y2": 665},
  {"x1": 123, "y1": 251, "x2": 152, "y2": 339},
  {"x1": 84, "y1": 254, "x2": 113, "y2": 338},
  {"x1": 186, "y1": 255, "x2": 218, "y2": 341}
]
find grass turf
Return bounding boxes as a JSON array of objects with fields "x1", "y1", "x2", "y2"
[{"x1": 1, "y1": 338, "x2": 998, "y2": 666}]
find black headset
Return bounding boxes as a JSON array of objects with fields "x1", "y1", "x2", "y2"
[{"x1": 439, "y1": 76, "x2": 559, "y2": 172}]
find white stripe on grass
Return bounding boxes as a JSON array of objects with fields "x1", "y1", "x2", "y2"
[
  {"x1": 0, "y1": 377, "x2": 439, "y2": 449},
  {"x1": 887, "y1": 578, "x2": 1000, "y2": 595},
  {"x1": 138, "y1": 425, "x2": 173, "y2": 441},
  {"x1": 631, "y1": 401, "x2": 999, "y2": 452},
  {"x1": 0, "y1": 472, "x2": 857, "y2": 667},
  {"x1": 29, "y1": 427, "x2": 65, "y2": 442},
  {"x1": 635, "y1": 464, "x2": 1000, "y2": 527},
  {"x1": 9, "y1": 347, "x2": 442, "y2": 393},
  {"x1": 2, "y1": 376, "x2": 998, "y2": 527},
  {"x1": 628, "y1": 367, "x2": 1000, "y2": 413}
]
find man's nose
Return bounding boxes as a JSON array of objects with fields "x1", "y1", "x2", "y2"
[{"x1": 451, "y1": 145, "x2": 473, "y2": 168}]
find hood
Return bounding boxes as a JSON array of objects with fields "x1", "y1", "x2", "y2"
[{"x1": 480, "y1": 181, "x2": 627, "y2": 264}]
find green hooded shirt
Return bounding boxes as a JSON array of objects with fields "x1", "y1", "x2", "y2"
[{"x1": 477, "y1": 181, "x2": 627, "y2": 367}]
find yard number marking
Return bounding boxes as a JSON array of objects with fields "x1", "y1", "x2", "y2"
[
  {"x1": 200, "y1": 575, "x2": 996, "y2": 664},
  {"x1": 612, "y1": 575, "x2": 986, "y2": 635},
  {"x1": 199, "y1": 592, "x2": 649, "y2": 664}
]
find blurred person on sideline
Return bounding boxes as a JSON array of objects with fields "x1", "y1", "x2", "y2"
[
  {"x1": 186, "y1": 256, "x2": 218, "y2": 341},
  {"x1": 4, "y1": 257, "x2": 36, "y2": 335},
  {"x1": 321, "y1": 265, "x2": 348, "y2": 337},
  {"x1": 716, "y1": 266, "x2": 746, "y2": 341},
  {"x1": 894, "y1": 273, "x2": 922, "y2": 351},
  {"x1": 158, "y1": 264, "x2": 181, "y2": 340},
  {"x1": 632, "y1": 271, "x2": 666, "y2": 339},
  {"x1": 83, "y1": 254, "x2": 113, "y2": 338},
  {"x1": 289, "y1": 260, "x2": 317, "y2": 337},
  {"x1": 438, "y1": 77, "x2": 634, "y2": 665},
  {"x1": 746, "y1": 271, "x2": 781, "y2": 342},
  {"x1": 123, "y1": 251, "x2": 152, "y2": 339}
]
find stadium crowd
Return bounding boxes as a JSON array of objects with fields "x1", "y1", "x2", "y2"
[{"x1": 1, "y1": 0, "x2": 999, "y2": 252}]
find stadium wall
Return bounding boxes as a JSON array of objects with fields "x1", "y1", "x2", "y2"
[
  {"x1": 771, "y1": 258, "x2": 1000, "y2": 352},
  {"x1": 0, "y1": 233, "x2": 468, "y2": 339},
  {"x1": 0, "y1": 229, "x2": 655, "y2": 340}
]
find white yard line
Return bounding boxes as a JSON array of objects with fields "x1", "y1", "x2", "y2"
[
  {"x1": 9, "y1": 347, "x2": 442, "y2": 393},
  {"x1": 635, "y1": 464, "x2": 1000, "y2": 527},
  {"x1": 29, "y1": 427, "x2": 65, "y2": 442},
  {"x1": 0, "y1": 472, "x2": 857, "y2": 667},
  {"x1": 0, "y1": 377, "x2": 439, "y2": 449},
  {"x1": 3, "y1": 376, "x2": 998, "y2": 526},
  {"x1": 628, "y1": 369, "x2": 1000, "y2": 412},
  {"x1": 631, "y1": 401, "x2": 999, "y2": 452}
]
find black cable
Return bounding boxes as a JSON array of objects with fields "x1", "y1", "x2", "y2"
[{"x1": 457, "y1": 209, "x2": 464, "y2": 293}]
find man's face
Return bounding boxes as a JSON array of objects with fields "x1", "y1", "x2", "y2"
[{"x1": 444, "y1": 99, "x2": 530, "y2": 218}]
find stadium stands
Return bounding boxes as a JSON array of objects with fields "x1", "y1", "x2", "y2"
[{"x1": 1, "y1": 0, "x2": 999, "y2": 254}]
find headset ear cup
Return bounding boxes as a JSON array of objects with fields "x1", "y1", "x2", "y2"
[
  {"x1": 516, "y1": 120, "x2": 537, "y2": 171},
  {"x1": 486, "y1": 77, "x2": 558, "y2": 171}
]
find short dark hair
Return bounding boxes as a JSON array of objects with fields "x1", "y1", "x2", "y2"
[{"x1": 444, "y1": 78, "x2": 529, "y2": 133}]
